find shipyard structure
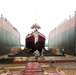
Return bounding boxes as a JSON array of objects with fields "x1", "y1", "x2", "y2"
[
  {"x1": 0, "y1": 15, "x2": 21, "y2": 55},
  {"x1": 48, "y1": 11, "x2": 76, "y2": 56}
]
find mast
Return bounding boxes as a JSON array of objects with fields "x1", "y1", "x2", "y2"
[{"x1": 31, "y1": 11, "x2": 41, "y2": 30}]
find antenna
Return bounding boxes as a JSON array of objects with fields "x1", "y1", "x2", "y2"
[
  {"x1": 31, "y1": 11, "x2": 41, "y2": 30},
  {"x1": 35, "y1": 11, "x2": 37, "y2": 24}
]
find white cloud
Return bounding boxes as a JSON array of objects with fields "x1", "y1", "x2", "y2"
[{"x1": 0, "y1": 0, "x2": 76, "y2": 44}]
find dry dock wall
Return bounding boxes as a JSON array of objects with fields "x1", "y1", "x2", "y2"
[
  {"x1": 0, "y1": 16, "x2": 21, "y2": 55},
  {"x1": 48, "y1": 12, "x2": 76, "y2": 56}
]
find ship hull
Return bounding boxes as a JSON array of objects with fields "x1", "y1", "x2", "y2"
[
  {"x1": 26, "y1": 41, "x2": 45, "y2": 52},
  {"x1": 25, "y1": 30, "x2": 45, "y2": 52}
]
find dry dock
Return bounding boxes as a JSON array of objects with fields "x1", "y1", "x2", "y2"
[{"x1": 0, "y1": 54, "x2": 76, "y2": 75}]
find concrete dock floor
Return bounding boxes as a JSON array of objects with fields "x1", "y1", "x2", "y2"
[{"x1": 0, "y1": 54, "x2": 76, "y2": 75}]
